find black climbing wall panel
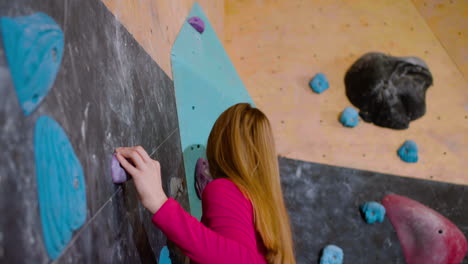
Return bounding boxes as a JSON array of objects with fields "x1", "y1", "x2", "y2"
[
  {"x1": 279, "y1": 157, "x2": 468, "y2": 263},
  {"x1": 0, "y1": 0, "x2": 189, "y2": 263}
]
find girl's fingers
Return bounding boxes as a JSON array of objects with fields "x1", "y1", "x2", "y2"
[
  {"x1": 115, "y1": 153, "x2": 139, "y2": 176},
  {"x1": 134, "y1": 146, "x2": 151, "y2": 162},
  {"x1": 116, "y1": 147, "x2": 144, "y2": 168}
]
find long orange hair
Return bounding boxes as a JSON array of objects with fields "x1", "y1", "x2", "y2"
[{"x1": 206, "y1": 103, "x2": 296, "y2": 264}]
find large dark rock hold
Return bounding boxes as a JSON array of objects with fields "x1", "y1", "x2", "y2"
[{"x1": 344, "y1": 52, "x2": 433, "y2": 129}]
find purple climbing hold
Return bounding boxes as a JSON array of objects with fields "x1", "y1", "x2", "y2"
[
  {"x1": 195, "y1": 158, "x2": 212, "y2": 199},
  {"x1": 111, "y1": 154, "x2": 130, "y2": 184},
  {"x1": 188, "y1": 16, "x2": 205, "y2": 34}
]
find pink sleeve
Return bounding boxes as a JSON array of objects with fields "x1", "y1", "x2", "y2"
[{"x1": 152, "y1": 179, "x2": 265, "y2": 264}]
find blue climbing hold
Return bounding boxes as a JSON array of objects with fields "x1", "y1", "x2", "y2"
[
  {"x1": 34, "y1": 116, "x2": 87, "y2": 259},
  {"x1": 339, "y1": 107, "x2": 359, "y2": 127},
  {"x1": 159, "y1": 246, "x2": 172, "y2": 264},
  {"x1": 1, "y1": 13, "x2": 64, "y2": 115},
  {"x1": 309, "y1": 73, "x2": 329, "y2": 94},
  {"x1": 320, "y1": 245, "x2": 344, "y2": 264},
  {"x1": 397, "y1": 140, "x2": 419, "y2": 163},
  {"x1": 360, "y1": 201, "x2": 386, "y2": 224}
]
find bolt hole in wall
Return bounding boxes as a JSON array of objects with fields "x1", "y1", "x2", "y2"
[
  {"x1": 32, "y1": 93, "x2": 39, "y2": 103},
  {"x1": 51, "y1": 47, "x2": 57, "y2": 62}
]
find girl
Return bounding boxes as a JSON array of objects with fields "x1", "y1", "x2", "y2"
[{"x1": 115, "y1": 103, "x2": 295, "y2": 264}]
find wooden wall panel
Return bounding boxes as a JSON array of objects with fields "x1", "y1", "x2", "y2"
[
  {"x1": 224, "y1": 0, "x2": 467, "y2": 184},
  {"x1": 412, "y1": 0, "x2": 468, "y2": 79}
]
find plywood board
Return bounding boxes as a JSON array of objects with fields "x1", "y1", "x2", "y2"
[
  {"x1": 412, "y1": 0, "x2": 468, "y2": 79},
  {"x1": 102, "y1": 0, "x2": 224, "y2": 79},
  {"x1": 224, "y1": 0, "x2": 468, "y2": 185}
]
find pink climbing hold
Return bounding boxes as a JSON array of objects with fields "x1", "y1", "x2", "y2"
[
  {"x1": 188, "y1": 16, "x2": 205, "y2": 34},
  {"x1": 382, "y1": 194, "x2": 467, "y2": 264},
  {"x1": 195, "y1": 158, "x2": 212, "y2": 199}
]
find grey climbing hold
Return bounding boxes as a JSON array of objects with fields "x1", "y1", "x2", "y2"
[
  {"x1": 345, "y1": 52, "x2": 433, "y2": 129},
  {"x1": 397, "y1": 140, "x2": 419, "y2": 163},
  {"x1": 360, "y1": 201, "x2": 386, "y2": 224},
  {"x1": 188, "y1": 16, "x2": 205, "y2": 34},
  {"x1": 339, "y1": 107, "x2": 359, "y2": 127}
]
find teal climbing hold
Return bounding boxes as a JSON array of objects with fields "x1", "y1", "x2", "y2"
[
  {"x1": 309, "y1": 73, "x2": 329, "y2": 94},
  {"x1": 360, "y1": 201, "x2": 386, "y2": 224},
  {"x1": 1, "y1": 13, "x2": 64, "y2": 115},
  {"x1": 320, "y1": 245, "x2": 344, "y2": 264},
  {"x1": 339, "y1": 107, "x2": 359, "y2": 127},
  {"x1": 34, "y1": 116, "x2": 86, "y2": 259},
  {"x1": 159, "y1": 246, "x2": 172, "y2": 264},
  {"x1": 397, "y1": 140, "x2": 419, "y2": 163}
]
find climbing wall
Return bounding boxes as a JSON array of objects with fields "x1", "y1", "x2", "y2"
[
  {"x1": 224, "y1": 0, "x2": 467, "y2": 185},
  {"x1": 279, "y1": 157, "x2": 468, "y2": 263},
  {"x1": 0, "y1": 0, "x2": 189, "y2": 262},
  {"x1": 224, "y1": 0, "x2": 468, "y2": 262},
  {"x1": 101, "y1": 0, "x2": 251, "y2": 219},
  {"x1": 1, "y1": 0, "x2": 467, "y2": 263}
]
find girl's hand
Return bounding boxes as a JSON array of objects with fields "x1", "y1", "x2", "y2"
[{"x1": 115, "y1": 146, "x2": 168, "y2": 214}]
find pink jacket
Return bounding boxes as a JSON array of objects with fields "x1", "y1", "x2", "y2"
[{"x1": 152, "y1": 178, "x2": 267, "y2": 264}]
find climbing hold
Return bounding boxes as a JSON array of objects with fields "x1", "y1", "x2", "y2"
[
  {"x1": 382, "y1": 194, "x2": 467, "y2": 264},
  {"x1": 1, "y1": 13, "x2": 64, "y2": 115},
  {"x1": 111, "y1": 154, "x2": 130, "y2": 184},
  {"x1": 339, "y1": 107, "x2": 359, "y2": 127},
  {"x1": 360, "y1": 201, "x2": 386, "y2": 224},
  {"x1": 34, "y1": 116, "x2": 87, "y2": 259},
  {"x1": 397, "y1": 140, "x2": 418, "y2": 163},
  {"x1": 188, "y1": 16, "x2": 205, "y2": 34},
  {"x1": 345, "y1": 52, "x2": 433, "y2": 129},
  {"x1": 309, "y1": 73, "x2": 329, "y2": 94},
  {"x1": 159, "y1": 246, "x2": 172, "y2": 264},
  {"x1": 320, "y1": 245, "x2": 343, "y2": 264},
  {"x1": 195, "y1": 158, "x2": 212, "y2": 200}
]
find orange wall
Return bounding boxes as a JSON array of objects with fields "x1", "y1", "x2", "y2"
[{"x1": 411, "y1": 0, "x2": 468, "y2": 80}]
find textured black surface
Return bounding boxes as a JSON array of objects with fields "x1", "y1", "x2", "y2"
[
  {"x1": 0, "y1": 0, "x2": 188, "y2": 263},
  {"x1": 279, "y1": 157, "x2": 468, "y2": 264},
  {"x1": 345, "y1": 52, "x2": 433, "y2": 130}
]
